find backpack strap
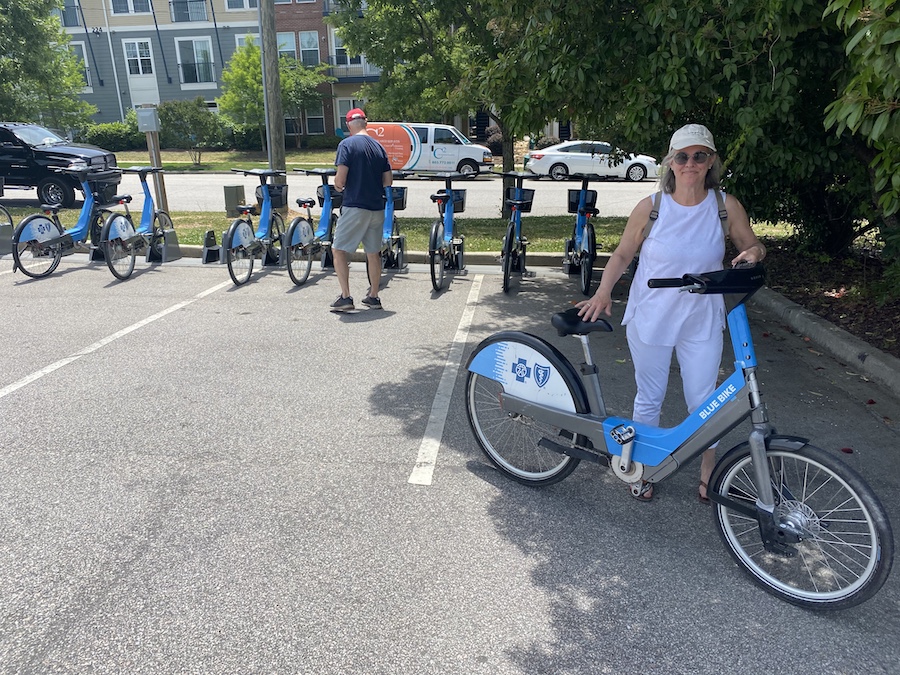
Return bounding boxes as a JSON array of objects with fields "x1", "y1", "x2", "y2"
[
  {"x1": 641, "y1": 191, "x2": 662, "y2": 238},
  {"x1": 642, "y1": 189, "x2": 730, "y2": 238}
]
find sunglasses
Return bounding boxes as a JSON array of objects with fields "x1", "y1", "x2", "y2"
[{"x1": 673, "y1": 151, "x2": 714, "y2": 165}]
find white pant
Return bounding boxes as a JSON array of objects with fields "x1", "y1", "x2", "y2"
[{"x1": 626, "y1": 325, "x2": 723, "y2": 427}]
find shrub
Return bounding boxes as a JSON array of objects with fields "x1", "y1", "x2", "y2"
[
  {"x1": 535, "y1": 136, "x2": 560, "y2": 150},
  {"x1": 303, "y1": 135, "x2": 341, "y2": 150},
  {"x1": 485, "y1": 125, "x2": 503, "y2": 156},
  {"x1": 83, "y1": 116, "x2": 146, "y2": 151}
]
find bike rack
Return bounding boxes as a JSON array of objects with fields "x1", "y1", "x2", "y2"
[
  {"x1": 201, "y1": 229, "x2": 221, "y2": 264},
  {"x1": 148, "y1": 227, "x2": 182, "y2": 264}
]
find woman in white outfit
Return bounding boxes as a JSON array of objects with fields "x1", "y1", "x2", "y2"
[{"x1": 576, "y1": 124, "x2": 766, "y2": 502}]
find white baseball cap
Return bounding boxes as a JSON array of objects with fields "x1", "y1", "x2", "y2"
[{"x1": 669, "y1": 124, "x2": 716, "y2": 152}]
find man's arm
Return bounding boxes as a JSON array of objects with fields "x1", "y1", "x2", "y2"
[
  {"x1": 382, "y1": 170, "x2": 393, "y2": 187},
  {"x1": 334, "y1": 164, "x2": 349, "y2": 191}
]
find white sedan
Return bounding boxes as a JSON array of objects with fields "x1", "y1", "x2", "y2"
[{"x1": 524, "y1": 140, "x2": 660, "y2": 182}]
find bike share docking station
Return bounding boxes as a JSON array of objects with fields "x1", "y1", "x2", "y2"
[{"x1": 0, "y1": 179, "x2": 12, "y2": 255}]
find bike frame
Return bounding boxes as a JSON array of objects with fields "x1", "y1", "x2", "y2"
[{"x1": 467, "y1": 297, "x2": 775, "y2": 505}]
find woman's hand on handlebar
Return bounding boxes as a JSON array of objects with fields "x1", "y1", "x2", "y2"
[{"x1": 576, "y1": 290, "x2": 613, "y2": 323}]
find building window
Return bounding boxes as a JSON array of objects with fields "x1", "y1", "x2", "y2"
[
  {"x1": 69, "y1": 42, "x2": 91, "y2": 88},
  {"x1": 274, "y1": 0, "x2": 291, "y2": 4},
  {"x1": 333, "y1": 36, "x2": 361, "y2": 66},
  {"x1": 54, "y1": 0, "x2": 81, "y2": 27},
  {"x1": 337, "y1": 98, "x2": 363, "y2": 132},
  {"x1": 236, "y1": 34, "x2": 260, "y2": 48},
  {"x1": 124, "y1": 40, "x2": 153, "y2": 75},
  {"x1": 277, "y1": 32, "x2": 296, "y2": 59},
  {"x1": 299, "y1": 31, "x2": 320, "y2": 67},
  {"x1": 306, "y1": 103, "x2": 325, "y2": 135},
  {"x1": 226, "y1": 0, "x2": 258, "y2": 9},
  {"x1": 176, "y1": 38, "x2": 215, "y2": 84},
  {"x1": 170, "y1": 0, "x2": 208, "y2": 22},
  {"x1": 112, "y1": 0, "x2": 151, "y2": 14}
]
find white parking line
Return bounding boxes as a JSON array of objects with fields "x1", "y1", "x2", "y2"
[
  {"x1": 408, "y1": 275, "x2": 483, "y2": 486},
  {"x1": 0, "y1": 280, "x2": 230, "y2": 401}
]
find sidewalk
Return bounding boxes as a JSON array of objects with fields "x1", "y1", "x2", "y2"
[{"x1": 183, "y1": 243, "x2": 900, "y2": 397}]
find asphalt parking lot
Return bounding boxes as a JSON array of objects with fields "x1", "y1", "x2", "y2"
[{"x1": 1, "y1": 254, "x2": 898, "y2": 673}]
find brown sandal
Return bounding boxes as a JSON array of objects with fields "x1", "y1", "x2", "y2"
[
  {"x1": 698, "y1": 480, "x2": 711, "y2": 505},
  {"x1": 630, "y1": 481, "x2": 654, "y2": 502}
]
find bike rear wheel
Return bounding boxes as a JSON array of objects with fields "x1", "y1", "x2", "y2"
[
  {"x1": 225, "y1": 218, "x2": 255, "y2": 286},
  {"x1": 466, "y1": 371, "x2": 581, "y2": 486},
  {"x1": 102, "y1": 213, "x2": 137, "y2": 280},
  {"x1": 579, "y1": 221, "x2": 596, "y2": 295},
  {"x1": 712, "y1": 442, "x2": 893, "y2": 610},
  {"x1": 0, "y1": 204, "x2": 11, "y2": 229},
  {"x1": 13, "y1": 215, "x2": 64, "y2": 278},
  {"x1": 286, "y1": 217, "x2": 313, "y2": 286},
  {"x1": 501, "y1": 220, "x2": 515, "y2": 293},
  {"x1": 429, "y1": 219, "x2": 445, "y2": 292}
]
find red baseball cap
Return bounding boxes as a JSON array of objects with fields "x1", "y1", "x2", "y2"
[{"x1": 346, "y1": 108, "x2": 366, "y2": 122}]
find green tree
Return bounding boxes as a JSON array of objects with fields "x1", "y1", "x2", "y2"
[
  {"x1": 216, "y1": 37, "x2": 266, "y2": 151},
  {"x1": 279, "y1": 58, "x2": 335, "y2": 148},
  {"x1": 825, "y1": 0, "x2": 900, "y2": 269},
  {"x1": 0, "y1": 0, "x2": 95, "y2": 129},
  {"x1": 157, "y1": 97, "x2": 221, "y2": 165}
]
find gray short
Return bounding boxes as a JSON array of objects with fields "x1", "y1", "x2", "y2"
[{"x1": 332, "y1": 207, "x2": 384, "y2": 254}]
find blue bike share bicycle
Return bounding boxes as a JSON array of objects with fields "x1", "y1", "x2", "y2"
[
  {"x1": 562, "y1": 173, "x2": 601, "y2": 295},
  {"x1": 115, "y1": 166, "x2": 180, "y2": 264},
  {"x1": 380, "y1": 170, "x2": 411, "y2": 271},
  {"x1": 284, "y1": 168, "x2": 339, "y2": 285},
  {"x1": 427, "y1": 172, "x2": 469, "y2": 292},
  {"x1": 498, "y1": 171, "x2": 537, "y2": 293},
  {"x1": 11, "y1": 167, "x2": 121, "y2": 279},
  {"x1": 465, "y1": 265, "x2": 893, "y2": 610},
  {"x1": 224, "y1": 168, "x2": 286, "y2": 286}
]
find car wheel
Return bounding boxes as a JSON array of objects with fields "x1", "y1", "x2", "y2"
[
  {"x1": 626, "y1": 164, "x2": 647, "y2": 182},
  {"x1": 37, "y1": 177, "x2": 75, "y2": 208},
  {"x1": 457, "y1": 159, "x2": 478, "y2": 176},
  {"x1": 549, "y1": 163, "x2": 569, "y2": 181}
]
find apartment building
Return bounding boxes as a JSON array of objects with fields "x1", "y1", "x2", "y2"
[{"x1": 57, "y1": 0, "x2": 380, "y2": 137}]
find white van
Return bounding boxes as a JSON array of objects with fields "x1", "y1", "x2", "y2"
[{"x1": 366, "y1": 122, "x2": 493, "y2": 175}]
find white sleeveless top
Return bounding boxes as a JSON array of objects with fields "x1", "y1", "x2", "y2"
[{"x1": 622, "y1": 190, "x2": 726, "y2": 346}]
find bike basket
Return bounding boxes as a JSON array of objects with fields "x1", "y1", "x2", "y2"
[
  {"x1": 387, "y1": 186, "x2": 408, "y2": 211},
  {"x1": 257, "y1": 183, "x2": 288, "y2": 208},
  {"x1": 90, "y1": 181, "x2": 120, "y2": 204},
  {"x1": 567, "y1": 189, "x2": 598, "y2": 214},
  {"x1": 438, "y1": 189, "x2": 466, "y2": 215},
  {"x1": 504, "y1": 186, "x2": 535, "y2": 213},
  {"x1": 316, "y1": 184, "x2": 343, "y2": 209}
]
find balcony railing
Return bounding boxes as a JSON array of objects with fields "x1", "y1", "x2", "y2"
[
  {"x1": 170, "y1": 0, "x2": 208, "y2": 22},
  {"x1": 326, "y1": 55, "x2": 380, "y2": 80},
  {"x1": 322, "y1": 0, "x2": 366, "y2": 16},
  {"x1": 179, "y1": 61, "x2": 215, "y2": 84}
]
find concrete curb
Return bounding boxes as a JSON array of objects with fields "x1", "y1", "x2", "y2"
[
  {"x1": 750, "y1": 287, "x2": 900, "y2": 396},
  {"x1": 182, "y1": 242, "x2": 900, "y2": 396}
]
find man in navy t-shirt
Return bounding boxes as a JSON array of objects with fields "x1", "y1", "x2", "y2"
[{"x1": 329, "y1": 108, "x2": 392, "y2": 312}]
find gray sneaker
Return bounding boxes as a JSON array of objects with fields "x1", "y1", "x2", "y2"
[
  {"x1": 361, "y1": 296, "x2": 383, "y2": 310},
  {"x1": 330, "y1": 295, "x2": 354, "y2": 312}
]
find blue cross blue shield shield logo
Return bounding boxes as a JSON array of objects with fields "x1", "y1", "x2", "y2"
[{"x1": 534, "y1": 364, "x2": 551, "y2": 388}]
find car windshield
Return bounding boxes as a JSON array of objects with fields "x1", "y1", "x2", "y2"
[
  {"x1": 12, "y1": 125, "x2": 66, "y2": 147},
  {"x1": 449, "y1": 128, "x2": 471, "y2": 145}
]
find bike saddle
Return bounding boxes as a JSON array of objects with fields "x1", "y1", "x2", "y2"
[
  {"x1": 296, "y1": 198, "x2": 316, "y2": 208},
  {"x1": 551, "y1": 307, "x2": 613, "y2": 336},
  {"x1": 40, "y1": 204, "x2": 61, "y2": 213},
  {"x1": 578, "y1": 207, "x2": 600, "y2": 217}
]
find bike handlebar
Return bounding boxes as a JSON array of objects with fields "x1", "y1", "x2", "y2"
[{"x1": 648, "y1": 264, "x2": 766, "y2": 295}]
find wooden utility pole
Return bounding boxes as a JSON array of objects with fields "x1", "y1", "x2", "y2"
[{"x1": 259, "y1": 0, "x2": 286, "y2": 181}]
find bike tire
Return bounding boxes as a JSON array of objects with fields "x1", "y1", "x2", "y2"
[
  {"x1": 0, "y1": 204, "x2": 11, "y2": 229},
  {"x1": 429, "y1": 219, "x2": 445, "y2": 292},
  {"x1": 101, "y1": 213, "x2": 137, "y2": 281},
  {"x1": 12, "y1": 215, "x2": 63, "y2": 278},
  {"x1": 712, "y1": 442, "x2": 894, "y2": 610},
  {"x1": 225, "y1": 218, "x2": 254, "y2": 286},
  {"x1": 321, "y1": 213, "x2": 337, "y2": 269},
  {"x1": 501, "y1": 220, "x2": 515, "y2": 293},
  {"x1": 579, "y1": 221, "x2": 596, "y2": 296},
  {"x1": 465, "y1": 360, "x2": 582, "y2": 486},
  {"x1": 150, "y1": 211, "x2": 174, "y2": 262},
  {"x1": 286, "y1": 218, "x2": 313, "y2": 286},
  {"x1": 266, "y1": 211, "x2": 285, "y2": 265}
]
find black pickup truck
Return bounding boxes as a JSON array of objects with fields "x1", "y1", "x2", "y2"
[{"x1": 0, "y1": 122, "x2": 118, "y2": 208}]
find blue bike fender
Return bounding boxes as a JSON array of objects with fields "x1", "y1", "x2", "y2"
[
  {"x1": 107, "y1": 214, "x2": 135, "y2": 240},
  {"x1": 18, "y1": 216, "x2": 58, "y2": 242},
  {"x1": 467, "y1": 332, "x2": 589, "y2": 414},
  {"x1": 230, "y1": 221, "x2": 255, "y2": 248},
  {"x1": 290, "y1": 219, "x2": 314, "y2": 246}
]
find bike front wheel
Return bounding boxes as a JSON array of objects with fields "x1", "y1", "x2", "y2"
[
  {"x1": 712, "y1": 442, "x2": 894, "y2": 610},
  {"x1": 501, "y1": 220, "x2": 515, "y2": 293},
  {"x1": 429, "y1": 219, "x2": 445, "y2": 292},
  {"x1": 266, "y1": 211, "x2": 285, "y2": 265},
  {"x1": 579, "y1": 221, "x2": 596, "y2": 295},
  {"x1": 12, "y1": 215, "x2": 64, "y2": 278},
  {"x1": 150, "y1": 211, "x2": 175, "y2": 262},
  {"x1": 225, "y1": 218, "x2": 255, "y2": 286},
  {"x1": 286, "y1": 217, "x2": 313, "y2": 286},
  {"x1": 466, "y1": 371, "x2": 581, "y2": 486},
  {"x1": 101, "y1": 213, "x2": 137, "y2": 280}
]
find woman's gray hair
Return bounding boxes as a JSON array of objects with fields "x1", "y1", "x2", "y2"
[{"x1": 658, "y1": 149, "x2": 724, "y2": 193}]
